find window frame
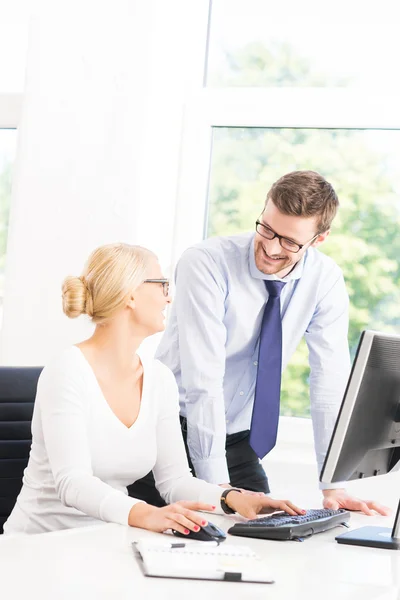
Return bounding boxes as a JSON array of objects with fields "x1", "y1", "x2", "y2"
[
  {"x1": 0, "y1": 93, "x2": 22, "y2": 325},
  {"x1": 0, "y1": 94, "x2": 22, "y2": 128},
  {"x1": 172, "y1": 86, "x2": 400, "y2": 452},
  {"x1": 173, "y1": 87, "x2": 400, "y2": 262}
]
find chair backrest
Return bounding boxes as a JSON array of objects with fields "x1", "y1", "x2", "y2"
[{"x1": 0, "y1": 367, "x2": 43, "y2": 533}]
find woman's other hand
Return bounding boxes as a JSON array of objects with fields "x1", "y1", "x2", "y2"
[{"x1": 224, "y1": 491, "x2": 305, "y2": 520}]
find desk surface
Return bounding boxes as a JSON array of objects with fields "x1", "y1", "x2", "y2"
[{"x1": 1, "y1": 474, "x2": 400, "y2": 600}]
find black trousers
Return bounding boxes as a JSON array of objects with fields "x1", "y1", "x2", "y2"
[{"x1": 127, "y1": 417, "x2": 270, "y2": 506}]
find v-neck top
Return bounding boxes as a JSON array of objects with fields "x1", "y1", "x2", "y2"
[
  {"x1": 4, "y1": 347, "x2": 223, "y2": 535},
  {"x1": 77, "y1": 347, "x2": 147, "y2": 431}
]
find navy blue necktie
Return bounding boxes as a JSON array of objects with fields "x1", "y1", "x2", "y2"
[{"x1": 250, "y1": 280, "x2": 286, "y2": 459}]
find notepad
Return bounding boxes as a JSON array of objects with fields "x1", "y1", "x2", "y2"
[{"x1": 133, "y1": 540, "x2": 274, "y2": 584}]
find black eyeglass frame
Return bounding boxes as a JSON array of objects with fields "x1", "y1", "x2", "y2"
[
  {"x1": 255, "y1": 220, "x2": 320, "y2": 254},
  {"x1": 143, "y1": 279, "x2": 170, "y2": 296}
]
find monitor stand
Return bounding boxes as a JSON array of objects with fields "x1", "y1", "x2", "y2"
[{"x1": 335, "y1": 499, "x2": 400, "y2": 550}]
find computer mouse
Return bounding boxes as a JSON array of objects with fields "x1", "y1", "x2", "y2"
[{"x1": 173, "y1": 520, "x2": 227, "y2": 542}]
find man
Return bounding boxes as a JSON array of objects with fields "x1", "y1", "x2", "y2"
[{"x1": 132, "y1": 170, "x2": 388, "y2": 515}]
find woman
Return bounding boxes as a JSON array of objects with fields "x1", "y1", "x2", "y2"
[{"x1": 4, "y1": 243, "x2": 304, "y2": 535}]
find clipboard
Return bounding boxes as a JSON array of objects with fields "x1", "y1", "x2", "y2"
[{"x1": 132, "y1": 540, "x2": 274, "y2": 584}]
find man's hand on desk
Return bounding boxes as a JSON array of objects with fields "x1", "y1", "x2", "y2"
[
  {"x1": 218, "y1": 483, "x2": 265, "y2": 497},
  {"x1": 322, "y1": 489, "x2": 392, "y2": 516}
]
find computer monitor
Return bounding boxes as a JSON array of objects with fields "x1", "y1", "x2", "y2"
[{"x1": 320, "y1": 330, "x2": 400, "y2": 550}]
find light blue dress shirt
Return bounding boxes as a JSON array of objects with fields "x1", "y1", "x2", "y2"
[{"x1": 156, "y1": 232, "x2": 351, "y2": 488}]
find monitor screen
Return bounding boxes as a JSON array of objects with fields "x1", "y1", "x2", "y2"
[{"x1": 320, "y1": 330, "x2": 400, "y2": 485}]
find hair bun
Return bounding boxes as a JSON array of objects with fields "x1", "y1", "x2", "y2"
[
  {"x1": 62, "y1": 243, "x2": 156, "y2": 324},
  {"x1": 61, "y1": 275, "x2": 93, "y2": 319}
]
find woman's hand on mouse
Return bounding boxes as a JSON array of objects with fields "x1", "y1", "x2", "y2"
[
  {"x1": 224, "y1": 491, "x2": 305, "y2": 520},
  {"x1": 128, "y1": 500, "x2": 214, "y2": 534}
]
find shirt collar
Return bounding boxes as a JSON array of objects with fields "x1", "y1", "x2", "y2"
[{"x1": 248, "y1": 234, "x2": 305, "y2": 282}]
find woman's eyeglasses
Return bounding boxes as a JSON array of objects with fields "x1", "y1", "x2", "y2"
[{"x1": 143, "y1": 279, "x2": 170, "y2": 297}]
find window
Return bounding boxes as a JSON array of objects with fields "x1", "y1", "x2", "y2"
[
  {"x1": 173, "y1": 2, "x2": 400, "y2": 420},
  {"x1": 207, "y1": 126, "x2": 400, "y2": 416},
  {"x1": 0, "y1": 17, "x2": 29, "y2": 93},
  {"x1": 0, "y1": 12, "x2": 28, "y2": 328},
  {"x1": 207, "y1": 0, "x2": 400, "y2": 89},
  {"x1": 0, "y1": 130, "x2": 17, "y2": 324}
]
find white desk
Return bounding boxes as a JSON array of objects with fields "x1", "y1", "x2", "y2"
[{"x1": 1, "y1": 474, "x2": 400, "y2": 600}]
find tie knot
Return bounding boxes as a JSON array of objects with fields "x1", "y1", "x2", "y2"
[{"x1": 264, "y1": 279, "x2": 286, "y2": 298}]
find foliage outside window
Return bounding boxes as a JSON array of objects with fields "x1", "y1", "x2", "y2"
[
  {"x1": 207, "y1": 0, "x2": 400, "y2": 90},
  {"x1": 206, "y1": 43, "x2": 400, "y2": 418},
  {"x1": 0, "y1": 130, "x2": 17, "y2": 319}
]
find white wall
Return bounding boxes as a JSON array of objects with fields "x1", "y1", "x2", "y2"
[{"x1": 0, "y1": 0, "x2": 209, "y2": 365}]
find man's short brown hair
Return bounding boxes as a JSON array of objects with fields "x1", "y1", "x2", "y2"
[{"x1": 266, "y1": 170, "x2": 339, "y2": 233}]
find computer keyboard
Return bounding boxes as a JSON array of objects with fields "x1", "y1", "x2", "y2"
[{"x1": 228, "y1": 508, "x2": 350, "y2": 541}]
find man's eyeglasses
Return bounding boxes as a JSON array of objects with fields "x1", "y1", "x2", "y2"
[
  {"x1": 143, "y1": 279, "x2": 170, "y2": 297},
  {"x1": 255, "y1": 220, "x2": 319, "y2": 254}
]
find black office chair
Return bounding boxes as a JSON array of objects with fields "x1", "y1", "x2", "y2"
[{"x1": 0, "y1": 367, "x2": 43, "y2": 533}]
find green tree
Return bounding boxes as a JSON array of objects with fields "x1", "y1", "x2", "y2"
[
  {"x1": 208, "y1": 46, "x2": 400, "y2": 417},
  {"x1": 209, "y1": 41, "x2": 350, "y2": 87}
]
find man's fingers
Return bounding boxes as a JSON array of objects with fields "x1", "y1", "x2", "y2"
[
  {"x1": 356, "y1": 502, "x2": 374, "y2": 516},
  {"x1": 322, "y1": 493, "x2": 392, "y2": 516},
  {"x1": 366, "y1": 501, "x2": 392, "y2": 516}
]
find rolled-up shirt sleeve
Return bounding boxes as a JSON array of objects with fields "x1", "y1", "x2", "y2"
[
  {"x1": 306, "y1": 272, "x2": 351, "y2": 490},
  {"x1": 174, "y1": 248, "x2": 230, "y2": 484}
]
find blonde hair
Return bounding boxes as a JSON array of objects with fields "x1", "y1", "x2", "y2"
[{"x1": 62, "y1": 243, "x2": 156, "y2": 324}]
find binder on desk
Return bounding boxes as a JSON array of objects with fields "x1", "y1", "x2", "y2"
[{"x1": 132, "y1": 540, "x2": 274, "y2": 584}]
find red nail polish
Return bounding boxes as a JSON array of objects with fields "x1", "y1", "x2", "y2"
[
  {"x1": 194, "y1": 525, "x2": 200, "y2": 531},
  {"x1": 211, "y1": 506, "x2": 216, "y2": 510},
  {"x1": 201, "y1": 520, "x2": 207, "y2": 525},
  {"x1": 184, "y1": 528, "x2": 189, "y2": 534}
]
